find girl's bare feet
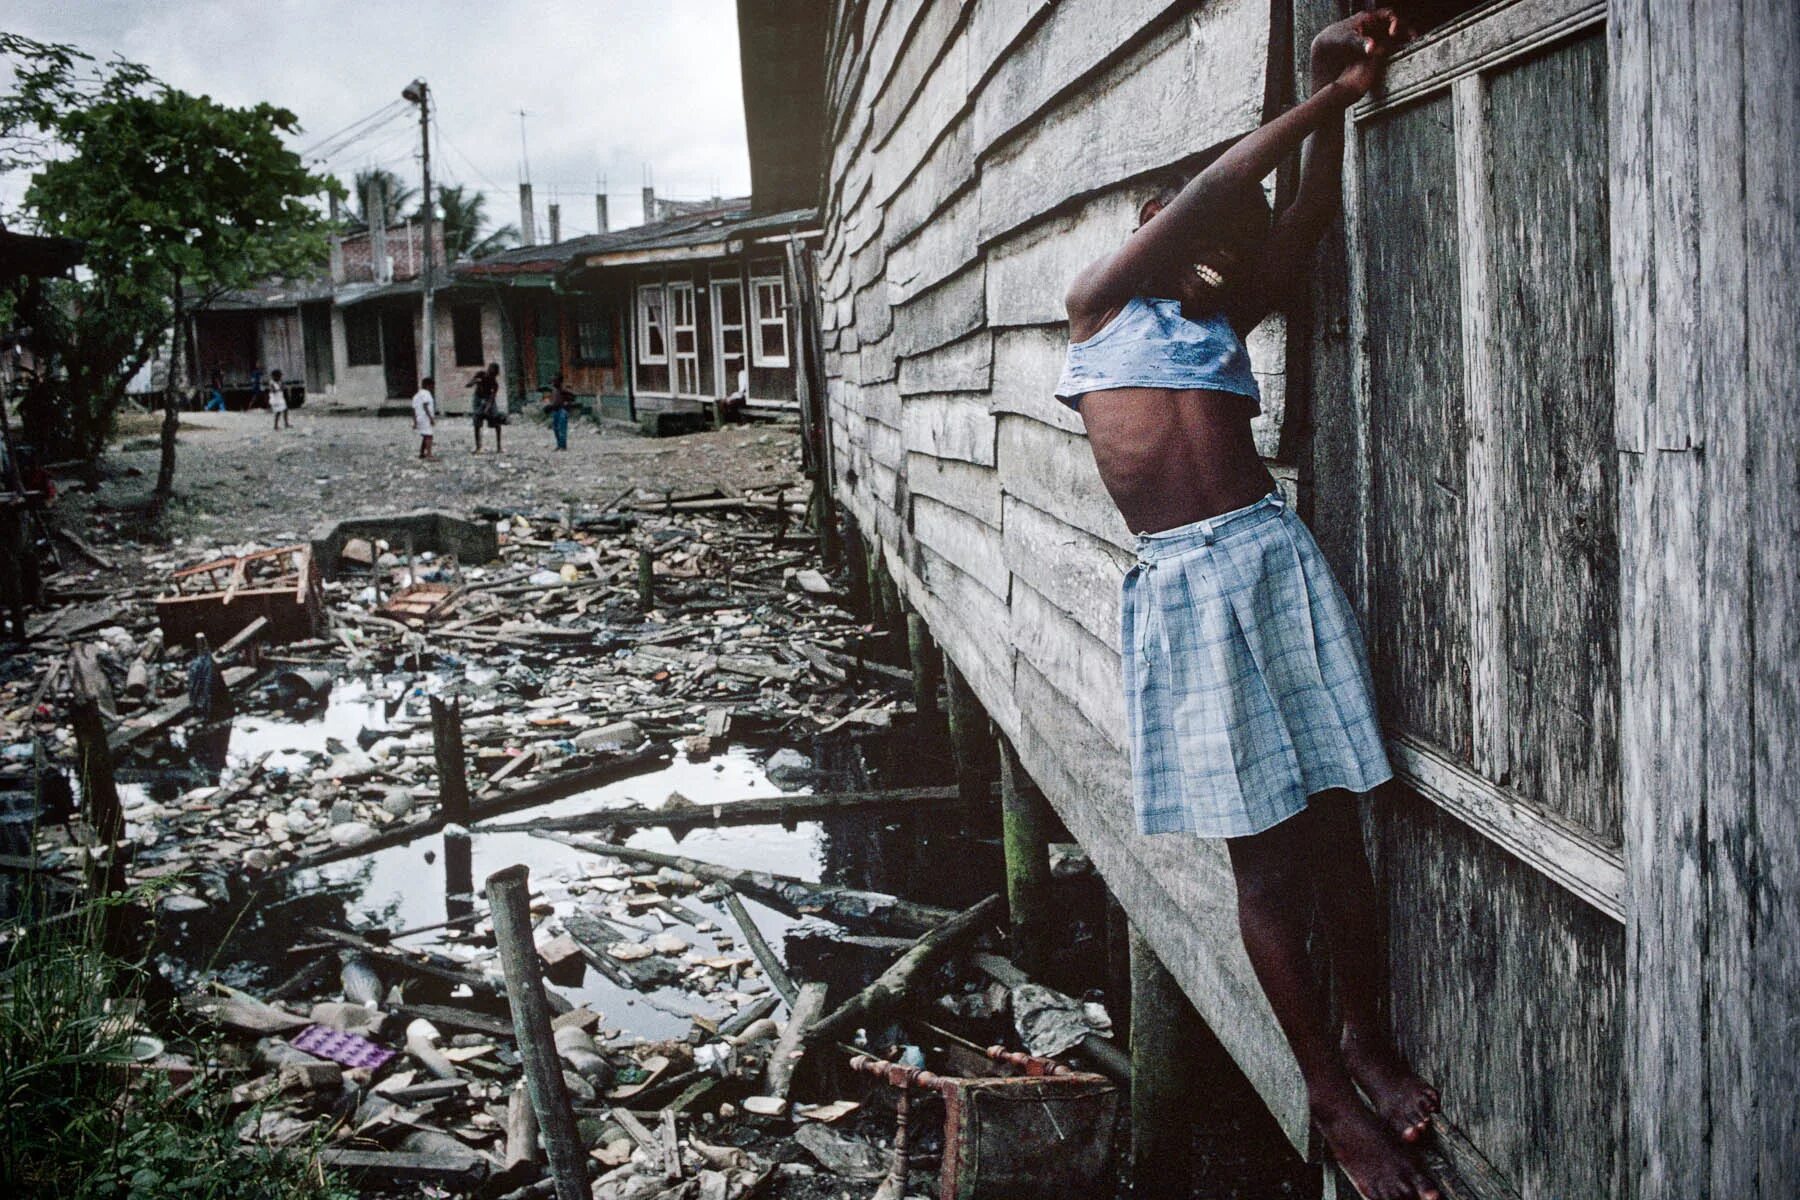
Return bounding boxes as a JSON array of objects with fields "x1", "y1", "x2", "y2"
[
  {"x1": 1341, "y1": 1026, "x2": 1440, "y2": 1143},
  {"x1": 1313, "y1": 1089, "x2": 1441, "y2": 1200}
]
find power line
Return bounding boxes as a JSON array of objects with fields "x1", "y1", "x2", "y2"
[{"x1": 298, "y1": 99, "x2": 408, "y2": 159}]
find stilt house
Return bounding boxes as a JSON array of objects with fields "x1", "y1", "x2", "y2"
[{"x1": 736, "y1": 1, "x2": 1800, "y2": 1196}]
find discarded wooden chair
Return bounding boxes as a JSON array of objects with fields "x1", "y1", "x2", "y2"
[{"x1": 849, "y1": 1046, "x2": 1118, "y2": 1200}]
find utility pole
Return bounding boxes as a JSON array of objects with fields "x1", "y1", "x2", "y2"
[{"x1": 404, "y1": 78, "x2": 436, "y2": 382}]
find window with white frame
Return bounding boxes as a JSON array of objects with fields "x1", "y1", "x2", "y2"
[
  {"x1": 636, "y1": 284, "x2": 667, "y2": 363},
  {"x1": 669, "y1": 281, "x2": 700, "y2": 395},
  {"x1": 751, "y1": 273, "x2": 790, "y2": 367}
]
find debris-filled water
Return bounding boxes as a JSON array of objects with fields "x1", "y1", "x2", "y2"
[{"x1": 3, "y1": 481, "x2": 1318, "y2": 1199}]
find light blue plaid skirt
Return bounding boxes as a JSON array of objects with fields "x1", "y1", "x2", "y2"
[{"x1": 1121, "y1": 490, "x2": 1392, "y2": 838}]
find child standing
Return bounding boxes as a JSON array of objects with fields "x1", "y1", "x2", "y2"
[
  {"x1": 541, "y1": 374, "x2": 573, "y2": 451},
  {"x1": 268, "y1": 369, "x2": 289, "y2": 429},
  {"x1": 1060, "y1": 10, "x2": 1437, "y2": 1200},
  {"x1": 412, "y1": 376, "x2": 437, "y2": 460}
]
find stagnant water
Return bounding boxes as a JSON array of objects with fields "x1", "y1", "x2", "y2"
[{"x1": 137, "y1": 674, "x2": 999, "y2": 1043}]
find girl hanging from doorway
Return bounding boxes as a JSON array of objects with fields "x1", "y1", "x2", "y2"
[{"x1": 1059, "y1": 10, "x2": 1438, "y2": 1200}]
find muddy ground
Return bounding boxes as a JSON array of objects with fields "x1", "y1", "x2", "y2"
[{"x1": 86, "y1": 407, "x2": 804, "y2": 554}]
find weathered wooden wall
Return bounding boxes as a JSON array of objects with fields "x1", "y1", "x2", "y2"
[
  {"x1": 816, "y1": 0, "x2": 1311, "y2": 1145},
  {"x1": 810, "y1": 0, "x2": 1800, "y2": 1195}
]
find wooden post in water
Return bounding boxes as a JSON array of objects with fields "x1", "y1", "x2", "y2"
[
  {"x1": 1104, "y1": 890, "x2": 1133, "y2": 1044},
  {"x1": 997, "y1": 736, "x2": 1052, "y2": 977},
  {"x1": 72, "y1": 701, "x2": 122, "y2": 886},
  {"x1": 842, "y1": 520, "x2": 871, "y2": 616},
  {"x1": 637, "y1": 545, "x2": 655, "y2": 611},
  {"x1": 942, "y1": 655, "x2": 992, "y2": 820},
  {"x1": 1129, "y1": 924, "x2": 1198, "y2": 1200},
  {"x1": 486, "y1": 865, "x2": 588, "y2": 1200},
  {"x1": 906, "y1": 612, "x2": 941, "y2": 713},
  {"x1": 430, "y1": 695, "x2": 468, "y2": 825}
]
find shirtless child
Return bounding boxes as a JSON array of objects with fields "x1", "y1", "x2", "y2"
[{"x1": 1059, "y1": 11, "x2": 1439, "y2": 1199}]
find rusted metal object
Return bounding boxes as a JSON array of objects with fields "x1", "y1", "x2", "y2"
[
  {"x1": 154, "y1": 545, "x2": 323, "y2": 647},
  {"x1": 849, "y1": 1046, "x2": 1119, "y2": 1200}
]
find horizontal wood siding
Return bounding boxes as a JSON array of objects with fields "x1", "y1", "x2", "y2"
[{"x1": 817, "y1": 0, "x2": 1305, "y2": 1146}]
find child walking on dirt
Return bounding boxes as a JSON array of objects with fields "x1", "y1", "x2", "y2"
[
  {"x1": 268, "y1": 369, "x2": 289, "y2": 429},
  {"x1": 1059, "y1": 11, "x2": 1438, "y2": 1200},
  {"x1": 412, "y1": 376, "x2": 437, "y2": 460}
]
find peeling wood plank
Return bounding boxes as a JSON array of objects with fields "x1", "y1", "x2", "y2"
[
  {"x1": 897, "y1": 329, "x2": 992, "y2": 395},
  {"x1": 1000, "y1": 493, "x2": 1130, "y2": 648},
  {"x1": 995, "y1": 414, "x2": 1132, "y2": 551}
]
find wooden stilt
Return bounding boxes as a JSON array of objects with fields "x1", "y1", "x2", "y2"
[
  {"x1": 1105, "y1": 891, "x2": 1133, "y2": 1045},
  {"x1": 636, "y1": 545, "x2": 654, "y2": 611},
  {"x1": 1129, "y1": 924, "x2": 1199, "y2": 1200},
  {"x1": 997, "y1": 736, "x2": 1052, "y2": 977},
  {"x1": 942, "y1": 655, "x2": 992, "y2": 816},
  {"x1": 906, "y1": 612, "x2": 941, "y2": 713},
  {"x1": 842, "y1": 520, "x2": 871, "y2": 615},
  {"x1": 430, "y1": 695, "x2": 469, "y2": 825},
  {"x1": 72, "y1": 700, "x2": 123, "y2": 896},
  {"x1": 486, "y1": 865, "x2": 588, "y2": 1200}
]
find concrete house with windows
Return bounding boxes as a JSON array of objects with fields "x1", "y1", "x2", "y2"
[
  {"x1": 457, "y1": 200, "x2": 818, "y2": 430},
  {"x1": 187, "y1": 220, "x2": 507, "y2": 411}
]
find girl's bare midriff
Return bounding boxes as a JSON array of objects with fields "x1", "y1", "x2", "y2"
[{"x1": 1078, "y1": 386, "x2": 1274, "y2": 535}]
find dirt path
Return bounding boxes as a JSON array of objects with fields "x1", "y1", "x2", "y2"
[{"x1": 76, "y1": 408, "x2": 805, "y2": 559}]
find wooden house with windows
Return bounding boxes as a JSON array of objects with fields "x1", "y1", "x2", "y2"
[
  {"x1": 738, "y1": 0, "x2": 1800, "y2": 1196},
  {"x1": 458, "y1": 202, "x2": 818, "y2": 429}
]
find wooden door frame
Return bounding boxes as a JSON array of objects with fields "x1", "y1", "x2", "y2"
[
  {"x1": 709, "y1": 274, "x2": 746, "y2": 400},
  {"x1": 1341, "y1": 0, "x2": 1621, "y2": 921}
]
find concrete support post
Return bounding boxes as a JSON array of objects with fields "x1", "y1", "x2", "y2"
[
  {"x1": 997, "y1": 736, "x2": 1052, "y2": 977},
  {"x1": 1129, "y1": 925, "x2": 1199, "y2": 1200}
]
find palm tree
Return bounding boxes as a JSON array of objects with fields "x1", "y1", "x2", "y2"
[
  {"x1": 433, "y1": 185, "x2": 518, "y2": 260},
  {"x1": 347, "y1": 167, "x2": 417, "y2": 229}
]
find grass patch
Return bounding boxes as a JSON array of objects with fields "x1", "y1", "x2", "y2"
[{"x1": 1, "y1": 898, "x2": 351, "y2": 1200}]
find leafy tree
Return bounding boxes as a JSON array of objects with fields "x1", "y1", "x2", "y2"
[
  {"x1": 435, "y1": 184, "x2": 518, "y2": 260},
  {"x1": 1, "y1": 34, "x2": 337, "y2": 497},
  {"x1": 348, "y1": 166, "x2": 416, "y2": 230}
]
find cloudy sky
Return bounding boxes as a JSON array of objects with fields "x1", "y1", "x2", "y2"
[{"x1": 2, "y1": 0, "x2": 752, "y2": 238}]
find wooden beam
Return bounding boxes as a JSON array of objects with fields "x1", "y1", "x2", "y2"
[
  {"x1": 1388, "y1": 733, "x2": 1622, "y2": 921},
  {"x1": 1354, "y1": 0, "x2": 1606, "y2": 119}
]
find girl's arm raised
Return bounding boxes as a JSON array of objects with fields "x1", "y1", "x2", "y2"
[
  {"x1": 1063, "y1": 9, "x2": 1407, "y2": 325},
  {"x1": 1240, "y1": 10, "x2": 1411, "y2": 325}
]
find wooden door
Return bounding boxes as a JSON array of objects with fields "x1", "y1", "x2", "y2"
[
  {"x1": 1332, "y1": 2, "x2": 1622, "y2": 1195},
  {"x1": 710, "y1": 277, "x2": 746, "y2": 399},
  {"x1": 533, "y1": 299, "x2": 560, "y2": 389}
]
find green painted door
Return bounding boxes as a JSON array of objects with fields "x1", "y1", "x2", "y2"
[{"x1": 533, "y1": 301, "x2": 560, "y2": 388}]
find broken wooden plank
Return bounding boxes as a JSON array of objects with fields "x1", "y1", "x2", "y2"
[
  {"x1": 538, "y1": 834, "x2": 960, "y2": 936},
  {"x1": 765, "y1": 980, "x2": 830, "y2": 1104},
  {"x1": 806, "y1": 895, "x2": 1004, "y2": 1045},
  {"x1": 478, "y1": 784, "x2": 963, "y2": 835},
  {"x1": 721, "y1": 888, "x2": 798, "y2": 1006},
  {"x1": 107, "y1": 666, "x2": 258, "y2": 753},
  {"x1": 314, "y1": 1147, "x2": 487, "y2": 1187}
]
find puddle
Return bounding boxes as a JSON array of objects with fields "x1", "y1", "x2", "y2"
[
  {"x1": 144, "y1": 674, "x2": 1001, "y2": 1044},
  {"x1": 287, "y1": 745, "x2": 827, "y2": 1040}
]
